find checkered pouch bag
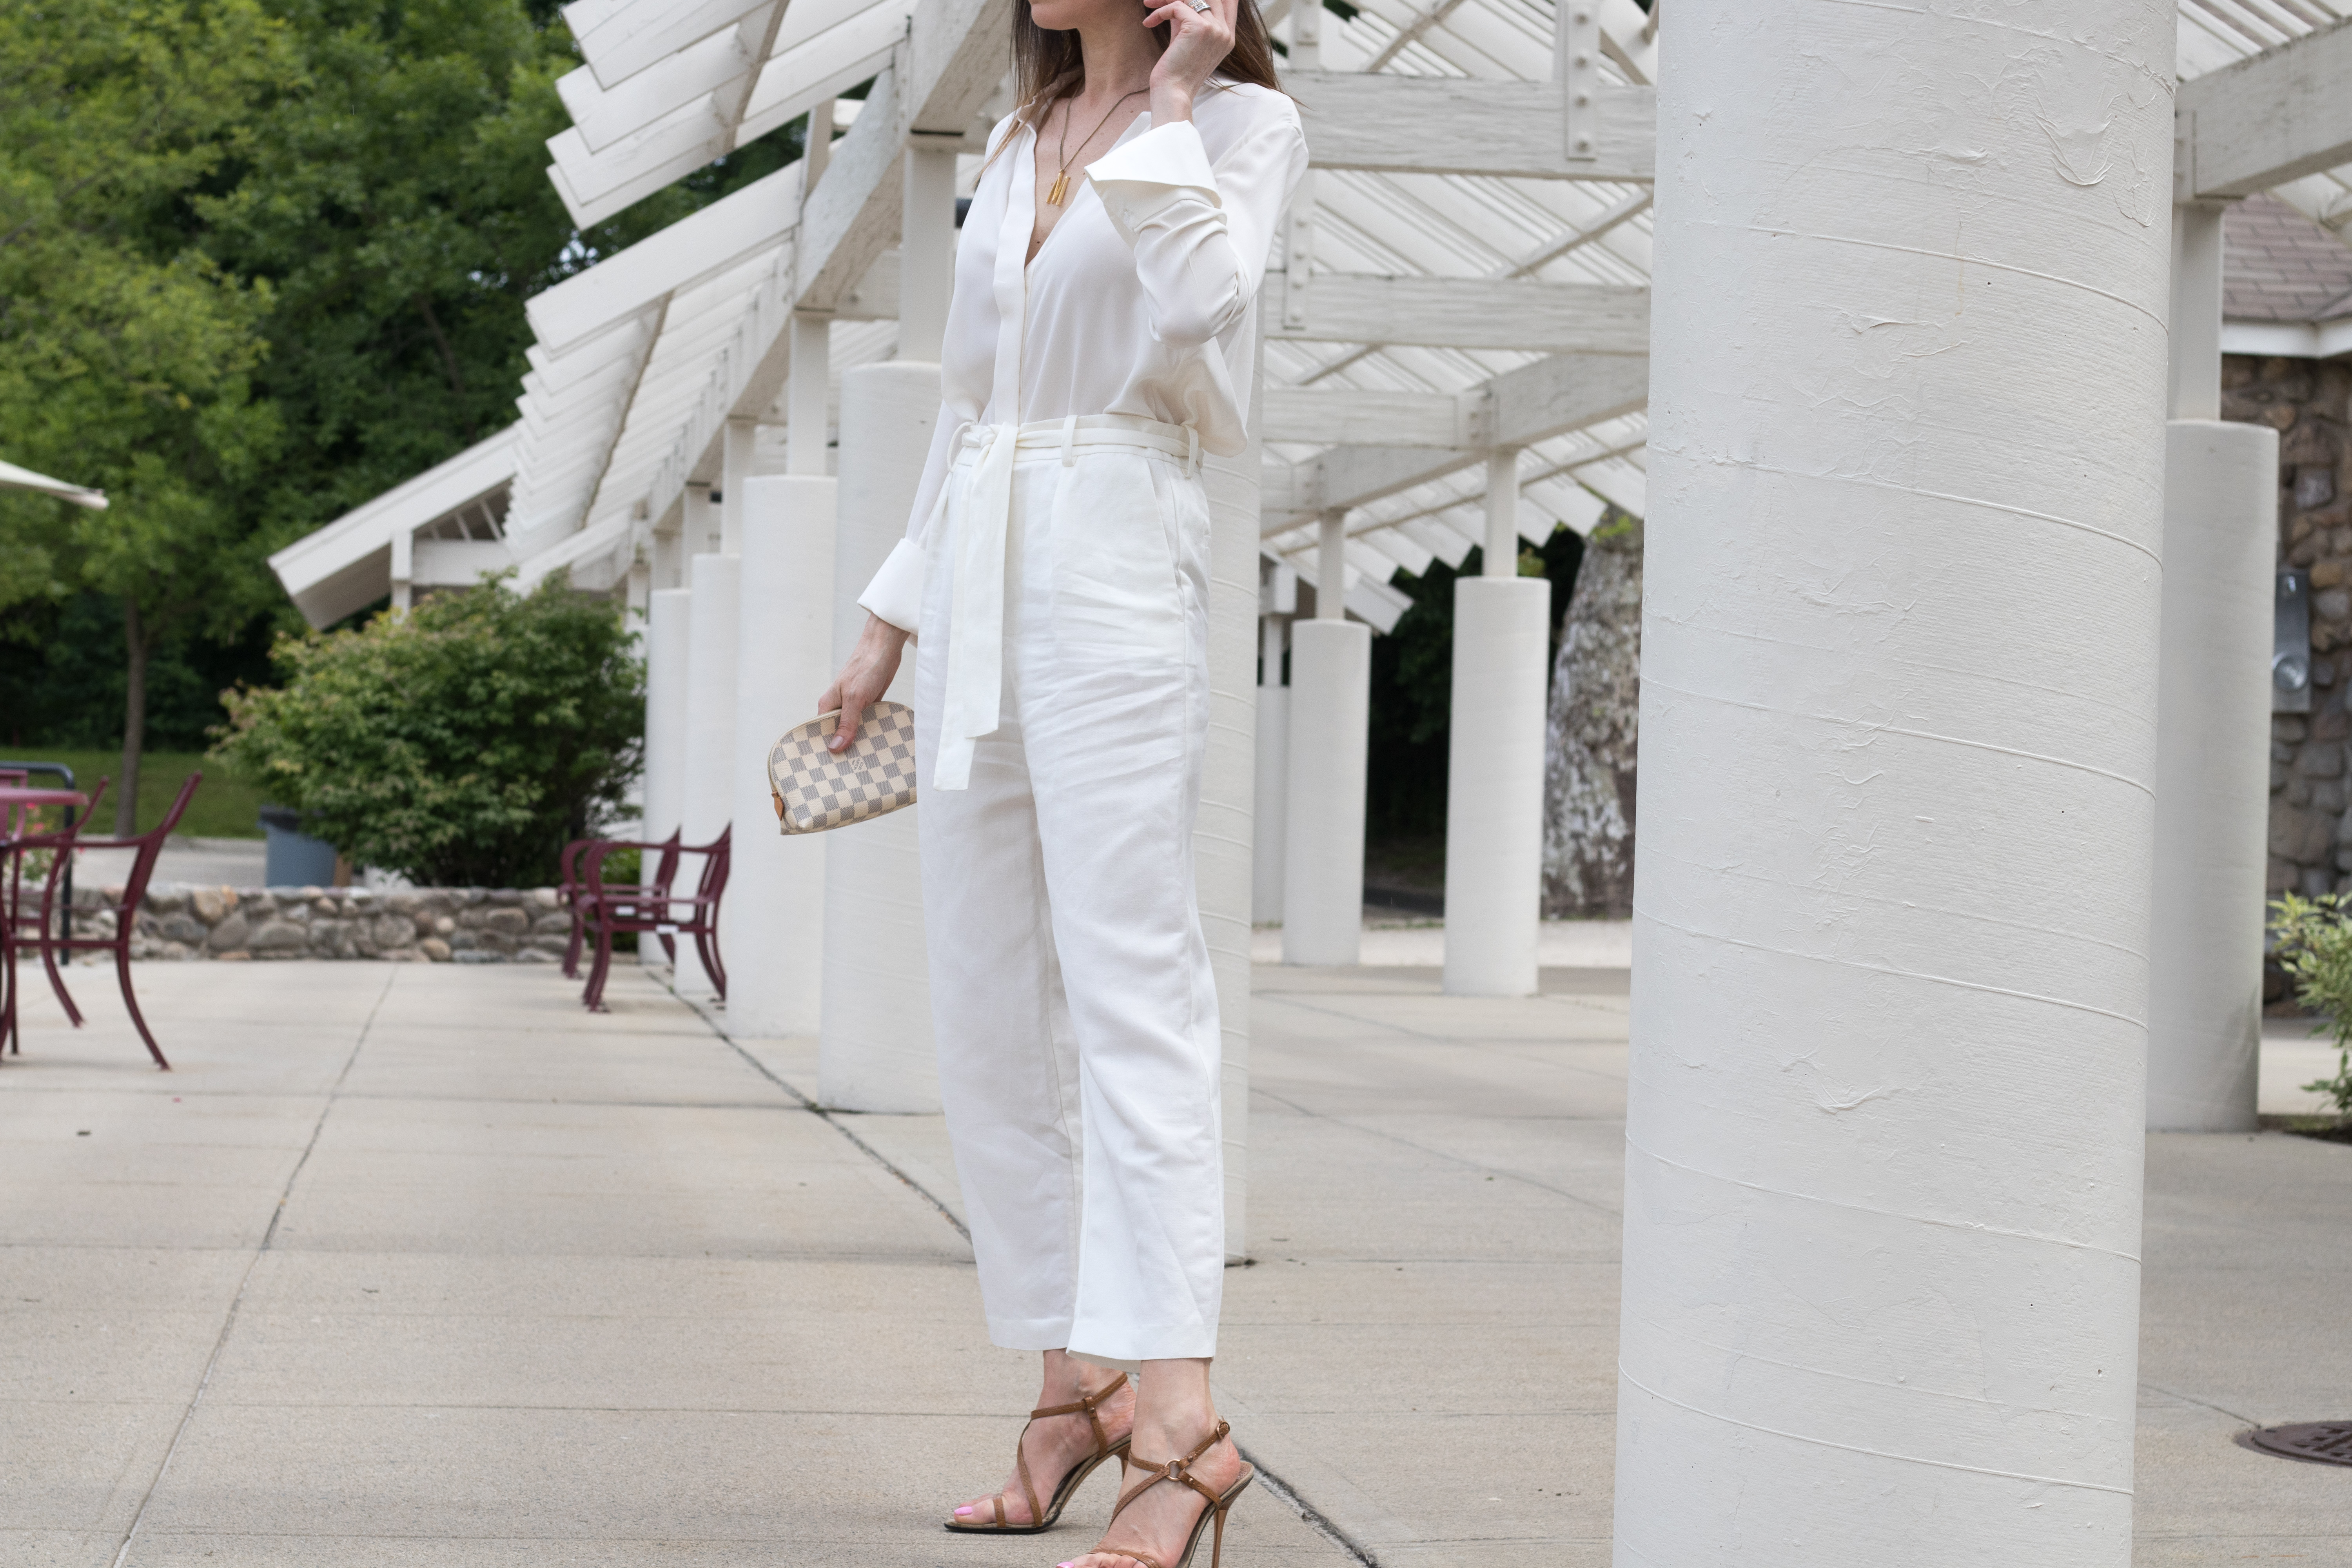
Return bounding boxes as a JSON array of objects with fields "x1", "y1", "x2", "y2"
[{"x1": 767, "y1": 702, "x2": 919, "y2": 834}]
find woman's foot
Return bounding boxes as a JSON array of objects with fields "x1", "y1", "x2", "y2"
[
  {"x1": 950, "y1": 1351, "x2": 1136, "y2": 1529},
  {"x1": 1063, "y1": 1359, "x2": 1246, "y2": 1568}
]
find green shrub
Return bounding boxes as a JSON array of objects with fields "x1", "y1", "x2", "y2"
[
  {"x1": 2265, "y1": 892, "x2": 2352, "y2": 1117},
  {"x1": 212, "y1": 574, "x2": 643, "y2": 886}
]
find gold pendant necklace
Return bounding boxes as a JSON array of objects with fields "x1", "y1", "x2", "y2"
[{"x1": 1046, "y1": 87, "x2": 1147, "y2": 207}]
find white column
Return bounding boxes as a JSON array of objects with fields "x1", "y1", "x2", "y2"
[
  {"x1": 720, "y1": 419, "x2": 755, "y2": 554},
  {"x1": 1283, "y1": 511, "x2": 1370, "y2": 965},
  {"x1": 640, "y1": 587, "x2": 691, "y2": 966},
  {"x1": 2148, "y1": 200, "x2": 2273, "y2": 1130},
  {"x1": 685, "y1": 483, "x2": 719, "y2": 555},
  {"x1": 818, "y1": 361, "x2": 940, "y2": 1111},
  {"x1": 2149, "y1": 420, "x2": 2275, "y2": 1130},
  {"x1": 1443, "y1": 448, "x2": 1547, "y2": 996},
  {"x1": 389, "y1": 528, "x2": 413, "y2": 613},
  {"x1": 727, "y1": 474, "x2": 838, "y2": 1037},
  {"x1": 899, "y1": 144, "x2": 957, "y2": 363},
  {"x1": 1198, "y1": 336, "x2": 1265, "y2": 1263},
  {"x1": 1253, "y1": 612, "x2": 1290, "y2": 925},
  {"x1": 804, "y1": 98, "x2": 834, "y2": 192},
  {"x1": 787, "y1": 314, "x2": 831, "y2": 477},
  {"x1": 1619, "y1": 4, "x2": 2171, "y2": 1564},
  {"x1": 2169, "y1": 203, "x2": 2225, "y2": 422},
  {"x1": 676, "y1": 551, "x2": 739, "y2": 997}
]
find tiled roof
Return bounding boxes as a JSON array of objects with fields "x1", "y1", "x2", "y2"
[{"x1": 2225, "y1": 192, "x2": 2352, "y2": 324}]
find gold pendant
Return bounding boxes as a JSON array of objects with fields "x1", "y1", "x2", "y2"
[{"x1": 1045, "y1": 169, "x2": 1071, "y2": 207}]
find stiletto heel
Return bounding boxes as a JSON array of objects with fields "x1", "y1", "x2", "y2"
[
  {"x1": 945, "y1": 1372, "x2": 1132, "y2": 1534},
  {"x1": 1087, "y1": 1418, "x2": 1254, "y2": 1568}
]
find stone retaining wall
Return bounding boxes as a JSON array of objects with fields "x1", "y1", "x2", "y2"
[{"x1": 59, "y1": 886, "x2": 574, "y2": 964}]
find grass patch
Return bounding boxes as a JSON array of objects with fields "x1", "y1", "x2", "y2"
[{"x1": 0, "y1": 749, "x2": 264, "y2": 838}]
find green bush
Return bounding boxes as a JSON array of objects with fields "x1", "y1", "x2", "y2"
[
  {"x1": 2265, "y1": 892, "x2": 2352, "y2": 1117},
  {"x1": 212, "y1": 575, "x2": 642, "y2": 886}
]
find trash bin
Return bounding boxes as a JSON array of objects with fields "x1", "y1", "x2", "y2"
[{"x1": 258, "y1": 806, "x2": 338, "y2": 888}]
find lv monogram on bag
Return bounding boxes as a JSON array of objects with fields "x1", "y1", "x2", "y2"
[{"x1": 766, "y1": 702, "x2": 920, "y2": 834}]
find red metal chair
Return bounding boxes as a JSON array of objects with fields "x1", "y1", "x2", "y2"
[
  {"x1": 579, "y1": 825, "x2": 728, "y2": 1013},
  {"x1": 561, "y1": 830, "x2": 681, "y2": 978},
  {"x1": 2, "y1": 778, "x2": 108, "y2": 1060},
  {"x1": 22, "y1": 773, "x2": 202, "y2": 1069}
]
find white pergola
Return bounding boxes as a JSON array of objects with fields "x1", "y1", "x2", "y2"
[{"x1": 267, "y1": 6, "x2": 2352, "y2": 1554}]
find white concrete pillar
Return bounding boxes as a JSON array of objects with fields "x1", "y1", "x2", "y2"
[
  {"x1": 818, "y1": 361, "x2": 940, "y2": 1111},
  {"x1": 641, "y1": 587, "x2": 691, "y2": 966},
  {"x1": 1283, "y1": 512, "x2": 1370, "y2": 964},
  {"x1": 804, "y1": 98, "x2": 834, "y2": 192},
  {"x1": 787, "y1": 314, "x2": 831, "y2": 477},
  {"x1": 720, "y1": 419, "x2": 755, "y2": 554},
  {"x1": 685, "y1": 483, "x2": 719, "y2": 555},
  {"x1": 1619, "y1": 4, "x2": 2171, "y2": 1563},
  {"x1": 676, "y1": 552, "x2": 739, "y2": 997},
  {"x1": 1442, "y1": 449, "x2": 1547, "y2": 997},
  {"x1": 1198, "y1": 338, "x2": 1265, "y2": 1262},
  {"x1": 2147, "y1": 192, "x2": 2272, "y2": 1132},
  {"x1": 2169, "y1": 203, "x2": 2225, "y2": 422},
  {"x1": 389, "y1": 529, "x2": 413, "y2": 613},
  {"x1": 2149, "y1": 420, "x2": 2275, "y2": 1131},
  {"x1": 1253, "y1": 612, "x2": 1290, "y2": 925},
  {"x1": 726, "y1": 475, "x2": 838, "y2": 1037},
  {"x1": 899, "y1": 145, "x2": 958, "y2": 363}
]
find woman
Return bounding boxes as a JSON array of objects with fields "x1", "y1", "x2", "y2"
[{"x1": 816, "y1": 0, "x2": 1303, "y2": 1559}]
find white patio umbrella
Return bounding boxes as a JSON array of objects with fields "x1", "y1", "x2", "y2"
[{"x1": 0, "y1": 457, "x2": 108, "y2": 510}]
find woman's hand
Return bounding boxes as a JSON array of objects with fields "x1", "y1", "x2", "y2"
[
  {"x1": 1143, "y1": 0, "x2": 1234, "y2": 125},
  {"x1": 819, "y1": 613, "x2": 911, "y2": 752}
]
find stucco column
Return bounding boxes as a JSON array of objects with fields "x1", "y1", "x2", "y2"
[
  {"x1": 1283, "y1": 511, "x2": 1369, "y2": 965},
  {"x1": 1618, "y1": 4, "x2": 2172, "y2": 1563},
  {"x1": 639, "y1": 587, "x2": 691, "y2": 966},
  {"x1": 2145, "y1": 200, "x2": 2272, "y2": 1131},
  {"x1": 818, "y1": 361, "x2": 940, "y2": 1111},
  {"x1": 1443, "y1": 448, "x2": 1547, "y2": 996},
  {"x1": 676, "y1": 551, "x2": 739, "y2": 997},
  {"x1": 726, "y1": 474, "x2": 837, "y2": 1037},
  {"x1": 1253, "y1": 612, "x2": 1290, "y2": 925}
]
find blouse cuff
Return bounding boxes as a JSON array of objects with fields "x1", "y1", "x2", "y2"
[
  {"x1": 857, "y1": 538, "x2": 927, "y2": 637},
  {"x1": 1087, "y1": 122, "x2": 1221, "y2": 240}
]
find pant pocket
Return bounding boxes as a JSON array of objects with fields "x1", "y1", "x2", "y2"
[{"x1": 1043, "y1": 453, "x2": 1184, "y2": 662}]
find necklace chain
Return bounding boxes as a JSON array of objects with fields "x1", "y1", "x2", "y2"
[{"x1": 1046, "y1": 87, "x2": 1147, "y2": 207}]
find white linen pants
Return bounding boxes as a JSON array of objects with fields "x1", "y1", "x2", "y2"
[{"x1": 914, "y1": 415, "x2": 1224, "y2": 1366}]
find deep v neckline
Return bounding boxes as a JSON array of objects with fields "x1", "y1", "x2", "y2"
[{"x1": 1023, "y1": 111, "x2": 1151, "y2": 270}]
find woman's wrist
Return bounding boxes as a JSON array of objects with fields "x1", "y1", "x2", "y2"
[
  {"x1": 1149, "y1": 82, "x2": 1196, "y2": 125},
  {"x1": 863, "y1": 612, "x2": 912, "y2": 651}
]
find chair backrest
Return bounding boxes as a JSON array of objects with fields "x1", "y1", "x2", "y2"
[
  {"x1": 116, "y1": 773, "x2": 202, "y2": 912},
  {"x1": 559, "y1": 837, "x2": 591, "y2": 894},
  {"x1": 695, "y1": 824, "x2": 731, "y2": 906},
  {"x1": 20, "y1": 777, "x2": 109, "y2": 914},
  {"x1": 650, "y1": 829, "x2": 682, "y2": 896}
]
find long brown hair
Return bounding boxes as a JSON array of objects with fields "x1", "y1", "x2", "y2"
[{"x1": 1007, "y1": 0, "x2": 1284, "y2": 136}]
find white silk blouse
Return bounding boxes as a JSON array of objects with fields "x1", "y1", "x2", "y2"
[{"x1": 856, "y1": 78, "x2": 1308, "y2": 633}]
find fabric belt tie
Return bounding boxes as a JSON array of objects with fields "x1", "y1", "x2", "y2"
[{"x1": 932, "y1": 412, "x2": 1203, "y2": 791}]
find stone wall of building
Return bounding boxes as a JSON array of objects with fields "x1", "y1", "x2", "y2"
[
  {"x1": 59, "y1": 886, "x2": 576, "y2": 964},
  {"x1": 2229, "y1": 354, "x2": 2352, "y2": 907}
]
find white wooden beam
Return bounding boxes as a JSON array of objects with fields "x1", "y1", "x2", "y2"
[
  {"x1": 1288, "y1": 71, "x2": 1653, "y2": 182},
  {"x1": 1276, "y1": 352, "x2": 1648, "y2": 513},
  {"x1": 2178, "y1": 18, "x2": 2352, "y2": 198},
  {"x1": 1264, "y1": 270, "x2": 1650, "y2": 353},
  {"x1": 1262, "y1": 388, "x2": 1474, "y2": 447}
]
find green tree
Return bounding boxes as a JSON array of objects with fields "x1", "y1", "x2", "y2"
[
  {"x1": 0, "y1": 0, "x2": 298, "y2": 828},
  {"x1": 213, "y1": 574, "x2": 645, "y2": 886}
]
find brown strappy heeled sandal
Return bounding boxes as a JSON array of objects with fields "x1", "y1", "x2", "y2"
[
  {"x1": 944, "y1": 1371, "x2": 1133, "y2": 1534},
  {"x1": 1085, "y1": 1418, "x2": 1254, "y2": 1568}
]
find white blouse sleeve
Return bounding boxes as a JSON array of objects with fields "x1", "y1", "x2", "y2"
[
  {"x1": 855, "y1": 397, "x2": 960, "y2": 636},
  {"x1": 1085, "y1": 103, "x2": 1307, "y2": 348}
]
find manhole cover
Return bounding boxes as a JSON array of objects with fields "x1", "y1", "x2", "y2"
[{"x1": 2247, "y1": 1423, "x2": 2352, "y2": 1466}]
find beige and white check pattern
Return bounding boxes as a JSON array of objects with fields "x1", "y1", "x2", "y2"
[{"x1": 767, "y1": 702, "x2": 919, "y2": 835}]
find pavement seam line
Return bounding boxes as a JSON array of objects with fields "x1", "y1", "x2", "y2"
[
  {"x1": 107, "y1": 965, "x2": 398, "y2": 1568},
  {"x1": 665, "y1": 979, "x2": 971, "y2": 1241},
  {"x1": 660, "y1": 972, "x2": 1385, "y2": 1568}
]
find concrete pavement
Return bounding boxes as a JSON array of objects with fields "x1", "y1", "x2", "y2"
[{"x1": 3, "y1": 958, "x2": 2349, "y2": 1565}]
